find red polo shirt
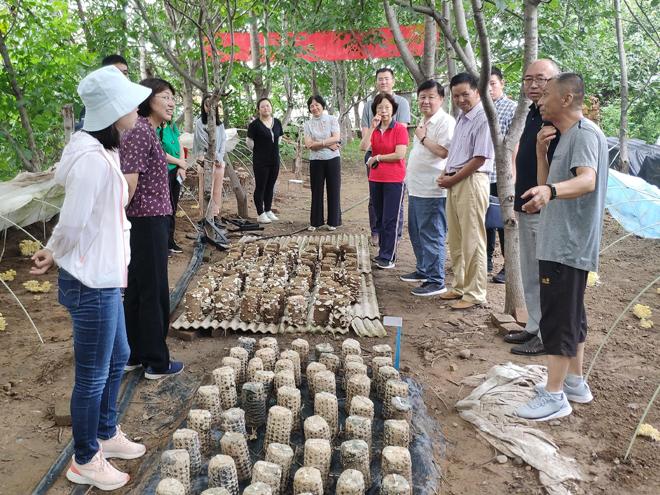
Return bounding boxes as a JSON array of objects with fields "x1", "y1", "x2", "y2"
[{"x1": 369, "y1": 121, "x2": 409, "y2": 183}]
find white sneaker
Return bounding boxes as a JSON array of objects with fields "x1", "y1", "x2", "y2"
[
  {"x1": 326, "y1": 225, "x2": 337, "y2": 231},
  {"x1": 66, "y1": 450, "x2": 129, "y2": 491},
  {"x1": 257, "y1": 213, "x2": 271, "y2": 224},
  {"x1": 266, "y1": 211, "x2": 278, "y2": 221},
  {"x1": 98, "y1": 425, "x2": 146, "y2": 460},
  {"x1": 308, "y1": 226, "x2": 317, "y2": 231}
]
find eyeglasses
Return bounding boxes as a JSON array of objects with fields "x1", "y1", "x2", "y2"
[
  {"x1": 155, "y1": 95, "x2": 175, "y2": 102},
  {"x1": 523, "y1": 77, "x2": 551, "y2": 86}
]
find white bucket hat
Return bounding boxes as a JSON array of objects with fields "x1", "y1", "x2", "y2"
[{"x1": 78, "y1": 65, "x2": 152, "y2": 132}]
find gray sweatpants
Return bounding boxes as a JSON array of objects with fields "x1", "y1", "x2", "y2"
[{"x1": 518, "y1": 212, "x2": 542, "y2": 341}]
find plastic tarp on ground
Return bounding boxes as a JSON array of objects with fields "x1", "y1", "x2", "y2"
[
  {"x1": 607, "y1": 137, "x2": 660, "y2": 188},
  {"x1": 456, "y1": 363, "x2": 584, "y2": 495},
  {"x1": 0, "y1": 170, "x2": 63, "y2": 232},
  {"x1": 606, "y1": 169, "x2": 660, "y2": 239}
]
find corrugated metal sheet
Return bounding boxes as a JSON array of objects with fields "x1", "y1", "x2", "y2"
[{"x1": 172, "y1": 233, "x2": 385, "y2": 337}]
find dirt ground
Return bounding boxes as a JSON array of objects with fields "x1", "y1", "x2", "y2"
[{"x1": 0, "y1": 160, "x2": 658, "y2": 495}]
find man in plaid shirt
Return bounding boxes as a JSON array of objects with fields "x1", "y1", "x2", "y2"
[{"x1": 488, "y1": 66, "x2": 518, "y2": 283}]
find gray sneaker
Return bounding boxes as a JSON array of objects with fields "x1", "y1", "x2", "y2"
[
  {"x1": 563, "y1": 380, "x2": 594, "y2": 404},
  {"x1": 516, "y1": 388, "x2": 572, "y2": 421},
  {"x1": 535, "y1": 380, "x2": 593, "y2": 404}
]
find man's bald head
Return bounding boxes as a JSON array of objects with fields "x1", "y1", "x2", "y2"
[
  {"x1": 553, "y1": 72, "x2": 585, "y2": 110},
  {"x1": 528, "y1": 59, "x2": 560, "y2": 76}
]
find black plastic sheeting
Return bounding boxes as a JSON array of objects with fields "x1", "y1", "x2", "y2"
[
  {"x1": 32, "y1": 233, "x2": 205, "y2": 495},
  {"x1": 136, "y1": 376, "x2": 441, "y2": 494},
  {"x1": 607, "y1": 137, "x2": 660, "y2": 188}
]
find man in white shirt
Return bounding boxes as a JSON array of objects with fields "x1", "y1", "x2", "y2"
[{"x1": 401, "y1": 80, "x2": 455, "y2": 296}]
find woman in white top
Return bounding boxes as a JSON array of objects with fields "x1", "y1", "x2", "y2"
[
  {"x1": 303, "y1": 95, "x2": 342, "y2": 230},
  {"x1": 192, "y1": 94, "x2": 226, "y2": 223},
  {"x1": 30, "y1": 66, "x2": 149, "y2": 491}
]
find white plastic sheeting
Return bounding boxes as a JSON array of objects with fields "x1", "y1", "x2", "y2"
[
  {"x1": 606, "y1": 169, "x2": 660, "y2": 239},
  {"x1": 0, "y1": 170, "x2": 63, "y2": 232},
  {"x1": 456, "y1": 363, "x2": 584, "y2": 495}
]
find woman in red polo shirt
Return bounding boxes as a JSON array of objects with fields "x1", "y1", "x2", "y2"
[{"x1": 360, "y1": 93, "x2": 409, "y2": 269}]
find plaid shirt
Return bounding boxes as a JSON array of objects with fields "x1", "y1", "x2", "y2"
[{"x1": 490, "y1": 95, "x2": 518, "y2": 182}]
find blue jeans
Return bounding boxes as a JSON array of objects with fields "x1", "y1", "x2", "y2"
[
  {"x1": 408, "y1": 196, "x2": 447, "y2": 285},
  {"x1": 58, "y1": 270, "x2": 130, "y2": 464}
]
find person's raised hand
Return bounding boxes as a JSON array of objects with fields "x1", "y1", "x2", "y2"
[
  {"x1": 536, "y1": 125, "x2": 557, "y2": 153},
  {"x1": 371, "y1": 116, "x2": 381, "y2": 129},
  {"x1": 30, "y1": 248, "x2": 54, "y2": 275}
]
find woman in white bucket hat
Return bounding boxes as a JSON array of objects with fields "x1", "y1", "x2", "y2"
[{"x1": 30, "y1": 65, "x2": 151, "y2": 491}]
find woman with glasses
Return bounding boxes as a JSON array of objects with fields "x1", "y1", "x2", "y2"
[
  {"x1": 303, "y1": 94, "x2": 342, "y2": 231},
  {"x1": 159, "y1": 98, "x2": 187, "y2": 254},
  {"x1": 120, "y1": 78, "x2": 184, "y2": 380}
]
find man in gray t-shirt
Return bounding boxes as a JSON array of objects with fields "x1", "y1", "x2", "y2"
[
  {"x1": 361, "y1": 68, "x2": 411, "y2": 245},
  {"x1": 516, "y1": 73, "x2": 608, "y2": 422}
]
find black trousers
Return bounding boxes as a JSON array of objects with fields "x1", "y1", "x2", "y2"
[
  {"x1": 253, "y1": 163, "x2": 280, "y2": 215},
  {"x1": 124, "y1": 216, "x2": 171, "y2": 371},
  {"x1": 167, "y1": 167, "x2": 182, "y2": 247},
  {"x1": 487, "y1": 182, "x2": 505, "y2": 260},
  {"x1": 310, "y1": 157, "x2": 342, "y2": 227}
]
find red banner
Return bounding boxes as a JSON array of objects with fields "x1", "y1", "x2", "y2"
[{"x1": 213, "y1": 25, "x2": 426, "y2": 62}]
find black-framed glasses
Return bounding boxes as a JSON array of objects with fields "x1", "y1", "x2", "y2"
[{"x1": 523, "y1": 77, "x2": 550, "y2": 86}]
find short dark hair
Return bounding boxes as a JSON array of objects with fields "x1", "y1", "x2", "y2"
[
  {"x1": 86, "y1": 125, "x2": 121, "y2": 150},
  {"x1": 371, "y1": 93, "x2": 398, "y2": 115},
  {"x1": 450, "y1": 72, "x2": 479, "y2": 90},
  {"x1": 201, "y1": 94, "x2": 221, "y2": 125},
  {"x1": 137, "y1": 78, "x2": 175, "y2": 117},
  {"x1": 554, "y1": 72, "x2": 585, "y2": 108},
  {"x1": 101, "y1": 54, "x2": 128, "y2": 67},
  {"x1": 490, "y1": 66, "x2": 504, "y2": 81},
  {"x1": 256, "y1": 97, "x2": 272, "y2": 110},
  {"x1": 376, "y1": 67, "x2": 394, "y2": 78},
  {"x1": 307, "y1": 95, "x2": 327, "y2": 111},
  {"x1": 417, "y1": 80, "x2": 445, "y2": 97}
]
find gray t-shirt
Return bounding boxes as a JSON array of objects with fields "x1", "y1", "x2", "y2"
[
  {"x1": 537, "y1": 118, "x2": 609, "y2": 272},
  {"x1": 361, "y1": 94, "x2": 411, "y2": 129},
  {"x1": 303, "y1": 113, "x2": 340, "y2": 161}
]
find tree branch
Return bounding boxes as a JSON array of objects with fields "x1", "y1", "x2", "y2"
[
  {"x1": 383, "y1": 0, "x2": 426, "y2": 84},
  {"x1": 133, "y1": 0, "x2": 206, "y2": 91}
]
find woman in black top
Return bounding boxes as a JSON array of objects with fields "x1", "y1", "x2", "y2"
[{"x1": 246, "y1": 97, "x2": 284, "y2": 224}]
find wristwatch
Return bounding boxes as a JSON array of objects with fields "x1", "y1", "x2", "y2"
[{"x1": 547, "y1": 183, "x2": 557, "y2": 200}]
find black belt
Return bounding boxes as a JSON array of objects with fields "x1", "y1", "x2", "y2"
[{"x1": 445, "y1": 171, "x2": 488, "y2": 176}]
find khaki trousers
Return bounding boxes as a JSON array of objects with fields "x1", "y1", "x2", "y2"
[{"x1": 446, "y1": 172, "x2": 489, "y2": 304}]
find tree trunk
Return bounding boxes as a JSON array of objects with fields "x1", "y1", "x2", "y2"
[
  {"x1": 442, "y1": 0, "x2": 459, "y2": 117},
  {"x1": 422, "y1": 0, "x2": 437, "y2": 79},
  {"x1": 0, "y1": 34, "x2": 41, "y2": 172},
  {"x1": 614, "y1": 0, "x2": 630, "y2": 174},
  {"x1": 182, "y1": 68, "x2": 194, "y2": 133},
  {"x1": 470, "y1": 0, "x2": 543, "y2": 315},
  {"x1": 250, "y1": 12, "x2": 268, "y2": 100},
  {"x1": 224, "y1": 157, "x2": 249, "y2": 218},
  {"x1": 451, "y1": 0, "x2": 476, "y2": 64},
  {"x1": 75, "y1": 0, "x2": 94, "y2": 52},
  {"x1": 62, "y1": 104, "x2": 74, "y2": 145},
  {"x1": 383, "y1": 0, "x2": 426, "y2": 84},
  {"x1": 333, "y1": 61, "x2": 354, "y2": 143}
]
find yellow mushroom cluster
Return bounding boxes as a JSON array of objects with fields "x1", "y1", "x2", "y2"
[
  {"x1": 23, "y1": 280, "x2": 51, "y2": 293},
  {"x1": 0, "y1": 313, "x2": 6, "y2": 332},
  {"x1": 632, "y1": 304, "x2": 653, "y2": 329},
  {"x1": 0, "y1": 269, "x2": 17, "y2": 282},
  {"x1": 19, "y1": 239, "x2": 41, "y2": 257}
]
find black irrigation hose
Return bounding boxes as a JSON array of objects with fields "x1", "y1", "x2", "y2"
[{"x1": 32, "y1": 233, "x2": 206, "y2": 495}]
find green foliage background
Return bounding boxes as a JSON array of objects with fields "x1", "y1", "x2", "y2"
[{"x1": 0, "y1": 0, "x2": 658, "y2": 180}]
